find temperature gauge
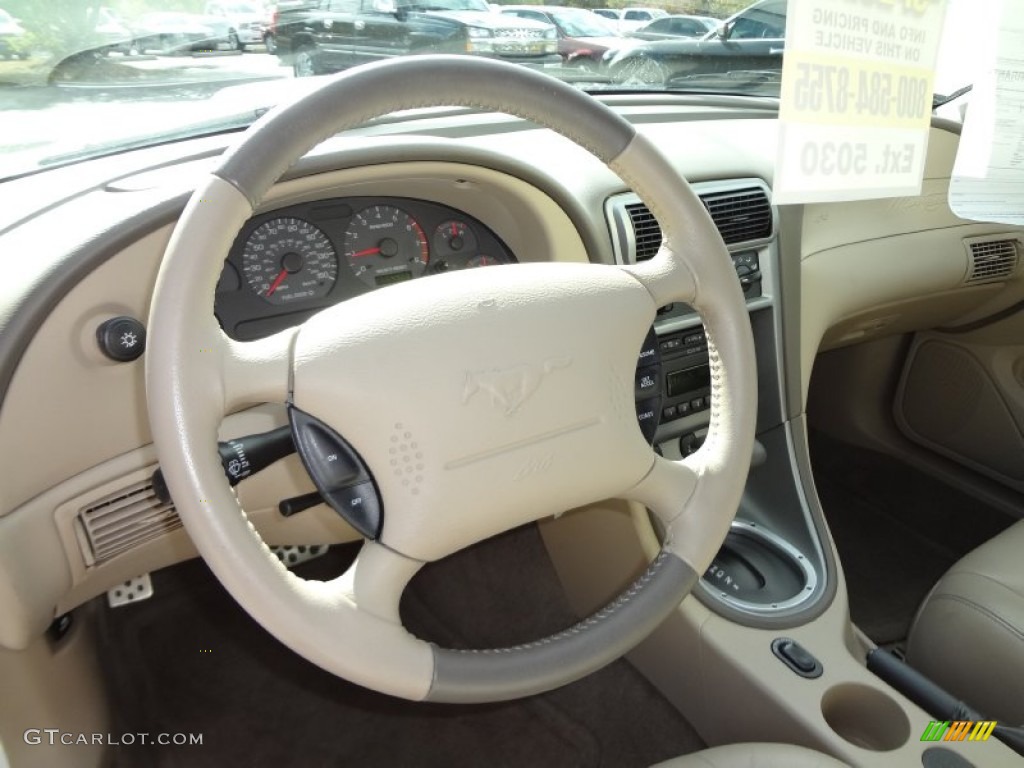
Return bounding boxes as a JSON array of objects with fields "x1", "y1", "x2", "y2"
[{"x1": 433, "y1": 220, "x2": 478, "y2": 260}]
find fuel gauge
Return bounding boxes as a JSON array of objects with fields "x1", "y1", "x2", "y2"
[{"x1": 433, "y1": 220, "x2": 478, "y2": 260}]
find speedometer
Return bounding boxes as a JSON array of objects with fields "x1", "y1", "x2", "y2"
[
  {"x1": 344, "y1": 205, "x2": 429, "y2": 288},
  {"x1": 242, "y1": 217, "x2": 338, "y2": 305}
]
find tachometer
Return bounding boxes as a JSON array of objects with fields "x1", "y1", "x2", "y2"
[
  {"x1": 242, "y1": 217, "x2": 338, "y2": 305},
  {"x1": 344, "y1": 205, "x2": 429, "y2": 288}
]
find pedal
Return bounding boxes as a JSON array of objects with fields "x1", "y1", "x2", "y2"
[
  {"x1": 271, "y1": 544, "x2": 329, "y2": 568},
  {"x1": 107, "y1": 574, "x2": 153, "y2": 608}
]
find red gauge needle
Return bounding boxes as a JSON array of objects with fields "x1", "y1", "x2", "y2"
[
  {"x1": 351, "y1": 247, "x2": 381, "y2": 258},
  {"x1": 265, "y1": 269, "x2": 288, "y2": 298}
]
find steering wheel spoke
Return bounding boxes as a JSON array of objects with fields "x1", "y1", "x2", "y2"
[
  {"x1": 221, "y1": 329, "x2": 295, "y2": 412},
  {"x1": 624, "y1": 454, "x2": 701, "y2": 527},
  {"x1": 336, "y1": 541, "x2": 423, "y2": 624},
  {"x1": 624, "y1": 242, "x2": 698, "y2": 309}
]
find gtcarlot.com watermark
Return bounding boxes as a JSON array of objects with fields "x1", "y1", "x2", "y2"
[{"x1": 24, "y1": 729, "x2": 203, "y2": 747}]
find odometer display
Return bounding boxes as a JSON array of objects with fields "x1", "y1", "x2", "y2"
[
  {"x1": 242, "y1": 217, "x2": 338, "y2": 305},
  {"x1": 375, "y1": 270, "x2": 413, "y2": 287}
]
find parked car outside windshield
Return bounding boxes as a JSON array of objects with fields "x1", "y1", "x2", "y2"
[{"x1": 0, "y1": 0, "x2": 981, "y2": 180}]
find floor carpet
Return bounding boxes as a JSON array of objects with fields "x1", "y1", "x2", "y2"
[
  {"x1": 99, "y1": 524, "x2": 704, "y2": 768},
  {"x1": 809, "y1": 431, "x2": 1016, "y2": 645}
]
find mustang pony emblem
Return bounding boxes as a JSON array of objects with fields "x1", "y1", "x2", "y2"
[{"x1": 463, "y1": 357, "x2": 572, "y2": 415}]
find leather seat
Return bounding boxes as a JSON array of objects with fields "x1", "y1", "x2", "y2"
[
  {"x1": 651, "y1": 743, "x2": 849, "y2": 767},
  {"x1": 907, "y1": 519, "x2": 1024, "y2": 725}
]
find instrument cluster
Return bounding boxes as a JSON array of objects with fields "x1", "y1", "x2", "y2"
[{"x1": 215, "y1": 196, "x2": 515, "y2": 340}]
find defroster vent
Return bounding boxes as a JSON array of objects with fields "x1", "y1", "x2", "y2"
[{"x1": 76, "y1": 480, "x2": 181, "y2": 566}]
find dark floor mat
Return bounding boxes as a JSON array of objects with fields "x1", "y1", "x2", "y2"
[
  {"x1": 99, "y1": 524, "x2": 703, "y2": 768},
  {"x1": 809, "y1": 431, "x2": 1015, "y2": 645}
]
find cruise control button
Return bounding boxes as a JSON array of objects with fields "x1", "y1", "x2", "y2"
[
  {"x1": 289, "y1": 409, "x2": 364, "y2": 490},
  {"x1": 323, "y1": 482, "x2": 382, "y2": 540}
]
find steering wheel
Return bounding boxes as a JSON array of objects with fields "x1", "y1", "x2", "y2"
[{"x1": 146, "y1": 56, "x2": 756, "y2": 704}]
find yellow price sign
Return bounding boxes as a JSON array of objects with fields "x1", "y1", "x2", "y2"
[{"x1": 779, "y1": 51, "x2": 935, "y2": 129}]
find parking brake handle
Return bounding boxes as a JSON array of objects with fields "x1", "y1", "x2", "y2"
[{"x1": 151, "y1": 426, "x2": 295, "y2": 505}]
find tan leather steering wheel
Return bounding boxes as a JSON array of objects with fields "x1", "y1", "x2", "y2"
[{"x1": 145, "y1": 55, "x2": 756, "y2": 703}]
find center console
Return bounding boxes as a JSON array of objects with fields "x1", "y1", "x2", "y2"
[{"x1": 608, "y1": 180, "x2": 833, "y2": 627}]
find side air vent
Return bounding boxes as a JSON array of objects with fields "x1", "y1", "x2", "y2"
[
  {"x1": 964, "y1": 237, "x2": 1020, "y2": 285},
  {"x1": 607, "y1": 180, "x2": 773, "y2": 265},
  {"x1": 76, "y1": 480, "x2": 181, "y2": 566}
]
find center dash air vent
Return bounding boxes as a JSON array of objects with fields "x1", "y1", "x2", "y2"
[
  {"x1": 607, "y1": 180, "x2": 773, "y2": 264},
  {"x1": 964, "y1": 237, "x2": 1020, "y2": 285},
  {"x1": 625, "y1": 202, "x2": 662, "y2": 261},
  {"x1": 700, "y1": 186, "x2": 773, "y2": 245},
  {"x1": 76, "y1": 480, "x2": 181, "y2": 566}
]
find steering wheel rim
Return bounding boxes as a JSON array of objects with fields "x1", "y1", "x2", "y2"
[{"x1": 146, "y1": 55, "x2": 757, "y2": 703}]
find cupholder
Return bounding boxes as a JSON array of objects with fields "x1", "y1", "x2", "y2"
[{"x1": 821, "y1": 683, "x2": 910, "y2": 751}]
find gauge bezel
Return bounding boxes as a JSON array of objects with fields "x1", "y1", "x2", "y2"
[{"x1": 216, "y1": 196, "x2": 515, "y2": 341}]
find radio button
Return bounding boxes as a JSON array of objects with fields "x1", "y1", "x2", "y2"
[
  {"x1": 690, "y1": 397, "x2": 705, "y2": 411},
  {"x1": 638, "y1": 328, "x2": 659, "y2": 365},
  {"x1": 662, "y1": 405, "x2": 677, "y2": 421},
  {"x1": 660, "y1": 337, "x2": 682, "y2": 352},
  {"x1": 635, "y1": 366, "x2": 660, "y2": 398},
  {"x1": 678, "y1": 401, "x2": 691, "y2": 416},
  {"x1": 635, "y1": 399, "x2": 659, "y2": 442}
]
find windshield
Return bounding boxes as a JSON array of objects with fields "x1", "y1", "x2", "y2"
[
  {"x1": 406, "y1": 0, "x2": 491, "y2": 11},
  {"x1": 549, "y1": 9, "x2": 618, "y2": 38},
  {"x1": 0, "y1": 0, "x2": 990, "y2": 179}
]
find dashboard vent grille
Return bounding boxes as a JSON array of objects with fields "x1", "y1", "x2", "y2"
[
  {"x1": 620, "y1": 184, "x2": 772, "y2": 262},
  {"x1": 965, "y1": 238, "x2": 1019, "y2": 284},
  {"x1": 701, "y1": 186, "x2": 773, "y2": 244},
  {"x1": 625, "y1": 202, "x2": 663, "y2": 261},
  {"x1": 77, "y1": 480, "x2": 180, "y2": 566}
]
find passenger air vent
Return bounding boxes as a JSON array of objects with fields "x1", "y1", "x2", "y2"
[
  {"x1": 606, "y1": 180, "x2": 773, "y2": 265},
  {"x1": 964, "y1": 237, "x2": 1020, "y2": 285},
  {"x1": 76, "y1": 480, "x2": 181, "y2": 566}
]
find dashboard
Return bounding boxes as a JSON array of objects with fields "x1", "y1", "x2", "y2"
[
  {"x1": 217, "y1": 196, "x2": 515, "y2": 340},
  {"x1": 2, "y1": 92, "x2": 1024, "y2": 767},
  {"x1": 0, "y1": 99, "x2": 1021, "y2": 651}
]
